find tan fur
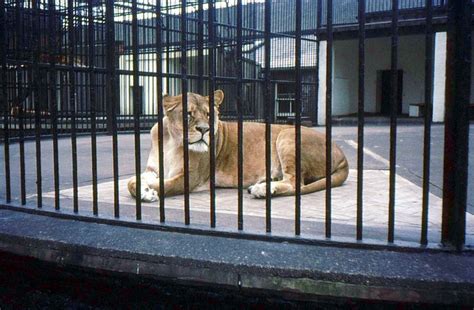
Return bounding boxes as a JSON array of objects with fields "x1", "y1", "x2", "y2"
[{"x1": 128, "y1": 90, "x2": 349, "y2": 201}]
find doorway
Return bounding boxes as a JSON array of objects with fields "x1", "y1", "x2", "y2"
[{"x1": 380, "y1": 70, "x2": 403, "y2": 116}]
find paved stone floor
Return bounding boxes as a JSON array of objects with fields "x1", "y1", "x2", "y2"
[
  {"x1": 36, "y1": 168, "x2": 474, "y2": 246},
  {"x1": 1, "y1": 124, "x2": 473, "y2": 247}
]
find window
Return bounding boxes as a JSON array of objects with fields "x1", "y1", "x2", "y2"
[{"x1": 275, "y1": 83, "x2": 295, "y2": 118}]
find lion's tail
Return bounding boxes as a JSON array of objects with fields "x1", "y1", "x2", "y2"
[{"x1": 300, "y1": 157, "x2": 349, "y2": 194}]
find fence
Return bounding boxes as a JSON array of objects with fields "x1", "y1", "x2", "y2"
[{"x1": 0, "y1": 0, "x2": 472, "y2": 251}]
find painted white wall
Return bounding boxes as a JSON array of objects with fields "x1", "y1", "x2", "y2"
[
  {"x1": 119, "y1": 54, "x2": 168, "y2": 115},
  {"x1": 333, "y1": 40, "x2": 358, "y2": 116},
  {"x1": 398, "y1": 35, "x2": 426, "y2": 114},
  {"x1": 317, "y1": 40, "x2": 327, "y2": 125},
  {"x1": 331, "y1": 34, "x2": 426, "y2": 116},
  {"x1": 433, "y1": 32, "x2": 447, "y2": 123},
  {"x1": 427, "y1": 30, "x2": 474, "y2": 122}
]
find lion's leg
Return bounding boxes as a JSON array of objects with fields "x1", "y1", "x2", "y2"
[
  {"x1": 127, "y1": 171, "x2": 160, "y2": 202},
  {"x1": 248, "y1": 133, "x2": 298, "y2": 198},
  {"x1": 147, "y1": 174, "x2": 182, "y2": 196},
  {"x1": 146, "y1": 172, "x2": 205, "y2": 197},
  {"x1": 248, "y1": 174, "x2": 296, "y2": 198},
  {"x1": 128, "y1": 171, "x2": 194, "y2": 202}
]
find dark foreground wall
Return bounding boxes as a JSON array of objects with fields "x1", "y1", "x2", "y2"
[
  {"x1": 1, "y1": 251, "x2": 296, "y2": 308},
  {"x1": 0, "y1": 251, "x2": 381, "y2": 309},
  {"x1": 0, "y1": 207, "x2": 473, "y2": 308}
]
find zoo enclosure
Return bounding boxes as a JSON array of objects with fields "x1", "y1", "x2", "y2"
[{"x1": 0, "y1": 0, "x2": 471, "y2": 251}]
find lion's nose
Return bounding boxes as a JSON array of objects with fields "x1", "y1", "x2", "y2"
[{"x1": 196, "y1": 125, "x2": 210, "y2": 135}]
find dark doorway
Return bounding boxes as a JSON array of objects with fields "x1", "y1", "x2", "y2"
[{"x1": 380, "y1": 70, "x2": 403, "y2": 116}]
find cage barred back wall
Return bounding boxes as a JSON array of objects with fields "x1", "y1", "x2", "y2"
[
  {"x1": 0, "y1": 0, "x2": 471, "y2": 251},
  {"x1": 1, "y1": 0, "x2": 320, "y2": 133}
]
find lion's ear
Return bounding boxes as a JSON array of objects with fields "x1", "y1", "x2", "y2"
[
  {"x1": 206, "y1": 90, "x2": 224, "y2": 108},
  {"x1": 213, "y1": 90, "x2": 224, "y2": 107},
  {"x1": 163, "y1": 95, "x2": 179, "y2": 113}
]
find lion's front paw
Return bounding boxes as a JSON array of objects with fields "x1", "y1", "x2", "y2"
[
  {"x1": 128, "y1": 175, "x2": 159, "y2": 202},
  {"x1": 141, "y1": 185, "x2": 159, "y2": 202},
  {"x1": 248, "y1": 183, "x2": 276, "y2": 199}
]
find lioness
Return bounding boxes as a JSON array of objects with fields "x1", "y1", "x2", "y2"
[{"x1": 128, "y1": 90, "x2": 348, "y2": 202}]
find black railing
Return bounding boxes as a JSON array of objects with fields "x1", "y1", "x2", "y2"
[{"x1": 0, "y1": 0, "x2": 471, "y2": 252}]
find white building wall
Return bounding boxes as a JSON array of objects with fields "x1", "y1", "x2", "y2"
[
  {"x1": 317, "y1": 40, "x2": 327, "y2": 125},
  {"x1": 433, "y1": 32, "x2": 447, "y2": 123},
  {"x1": 331, "y1": 34, "x2": 426, "y2": 116},
  {"x1": 119, "y1": 54, "x2": 168, "y2": 115},
  {"x1": 333, "y1": 40, "x2": 358, "y2": 116}
]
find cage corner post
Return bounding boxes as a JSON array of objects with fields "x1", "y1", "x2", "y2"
[{"x1": 441, "y1": 0, "x2": 471, "y2": 251}]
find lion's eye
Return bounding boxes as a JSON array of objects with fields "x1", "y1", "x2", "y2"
[{"x1": 187, "y1": 111, "x2": 193, "y2": 118}]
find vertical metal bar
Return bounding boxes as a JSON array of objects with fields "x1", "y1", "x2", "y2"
[
  {"x1": 106, "y1": 0, "x2": 119, "y2": 217},
  {"x1": 106, "y1": 4, "x2": 115, "y2": 133},
  {"x1": 132, "y1": 0, "x2": 141, "y2": 220},
  {"x1": 0, "y1": 0, "x2": 10, "y2": 204},
  {"x1": 88, "y1": 0, "x2": 98, "y2": 215},
  {"x1": 421, "y1": 0, "x2": 434, "y2": 246},
  {"x1": 0, "y1": 0, "x2": 10, "y2": 201},
  {"x1": 315, "y1": 0, "x2": 322, "y2": 125},
  {"x1": 68, "y1": 0, "x2": 78, "y2": 213},
  {"x1": 15, "y1": 0, "x2": 26, "y2": 205},
  {"x1": 325, "y1": 0, "x2": 333, "y2": 238},
  {"x1": 208, "y1": 0, "x2": 216, "y2": 228},
  {"x1": 197, "y1": 0, "x2": 204, "y2": 94},
  {"x1": 317, "y1": 0, "x2": 322, "y2": 46},
  {"x1": 236, "y1": 0, "x2": 243, "y2": 231},
  {"x1": 294, "y1": 0, "x2": 302, "y2": 236},
  {"x1": 388, "y1": 0, "x2": 399, "y2": 243},
  {"x1": 181, "y1": 0, "x2": 190, "y2": 225},
  {"x1": 49, "y1": 0, "x2": 60, "y2": 210},
  {"x1": 357, "y1": 0, "x2": 366, "y2": 241},
  {"x1": 442, "y1": 0, "x2": 471, "y2": 250},
  {"x1": 264, "y1": 0, "x2": 272, "y2": 233},
  {"x1": 165, "y1": 0, "x2": 170, "y2": 95},
  {"x1": 156, "y1": 0, "x2": 165, "y2": 222},
  {"x1": 33, "y1": 0, "x2": 42, "y2": 208}
]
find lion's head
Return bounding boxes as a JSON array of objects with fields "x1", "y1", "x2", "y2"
[{"x1": 163, "y1": 90, "x2": 224, "y2": 153}]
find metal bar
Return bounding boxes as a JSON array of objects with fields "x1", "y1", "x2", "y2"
[
  {"x1": 197, "y1": 0, "x2": 204, "y2": 94},
  {"x1": 106, "y1": 0, "x2": 120, "y2": 217},
  {"x1": 68, "y1": 0, "x2": 78, "y2": 213},
  {"x1": 315, "y1": 0, "x2": 322, "y2": 126},
  {"x1": 49, "y1": 0, "x2": 60, "y2": 210},
  {"x1": 237, "y1": 0, "x2": 243, "y2": 231},
  {"x1": 317, "y1": 0, "x2": 322, "y2": 37},
  {"x1": 33, "y1": 0, "x2": 42, "y2": 208},
  {"x1": 88, "y1": 0, "x2": 98, "y2": 215},
  {"x1": 442, "y1": 0, "x2": 471, "y2": 251},
  {"x1": 15, "y1": 0, "x2": 26, "y2": 205},
  {"x1": 132, "y1": 0, "x2": 142, "y2": 220},
  {"x1": 421, "y1": 0, "x2": 434, "y2": 246},
  {"x1": 325, "y1": 0, "x2": 333, "y2": 238},
  {"x1": 295, "y1": 0, "x2": 302, "y2": 236},
  {"x1": 357, "y1": 0, "x2": 366, "y2": 241},
  {"x1": 0, "y1": 0, "x2": 10, "y2": 203},
  {"x1": 208, "y1": 0, "x2": 216, "y2": 228},
  {"x1": 165, "y1": 0, "x2": 171, "y2": 95},
  {"x1": 388, "y1": 0, "x2": 399, "y2": 243},
  {"x1": 156, "y1": 0, "x2": 165, "y2": 222},
  {"x1": 2, "y1": 62, "x2": 304, "y2": 84},
  {"x1": 181, "y1": 0, "x2": 190, "y2": 225},
  {"x1": 264, "y1": 0, "x2": 272, "y2": 233}
]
